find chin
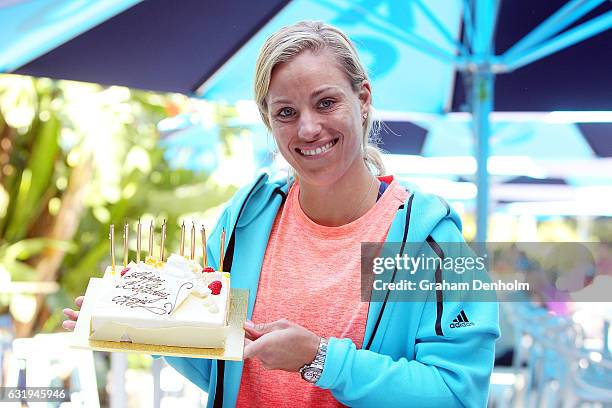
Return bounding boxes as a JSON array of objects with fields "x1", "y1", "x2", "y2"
[{"x1": 293, "y1": 166, "x2": 345, "y2": 188}]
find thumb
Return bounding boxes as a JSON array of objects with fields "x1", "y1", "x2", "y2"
[{"x1": 243, "y1": 337, "x2": 263, "y2": 360}]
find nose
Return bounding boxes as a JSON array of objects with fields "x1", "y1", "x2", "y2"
[{"x1": 297, "y1": 110, "x2": 322, "y2": 141}]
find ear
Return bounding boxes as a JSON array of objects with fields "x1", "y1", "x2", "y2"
[{"x1": 357, "y1": 80, "x2": 372, "y2": 117}]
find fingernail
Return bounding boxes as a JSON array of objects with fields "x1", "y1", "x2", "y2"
[
  {"x1": 62, "y1": 309, "x2": 70, "y2": 316},
  {"x1": 245, "y1": 320, "x2": 254, "y2": 329}
]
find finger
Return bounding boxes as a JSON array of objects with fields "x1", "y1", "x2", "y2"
[
  {"x1": 62, "y1": 320, "x2": 76, "y2": 331},
  {"x1": 245, "y1": 324, "x2": 270, "y2": 341},
  {"x1": 75, "y1": 296, "x2": 84, "y2": 308},
  {"x1": 244, "y1": 321, "x2": 259, "y2": 341},
  {"x1": 63, "y1": 309, "x2": 79, "y2": 321},
  {"x1": 247, "y1": 319, "x2": 288, "y2": 335},
  {"x1": 244, "y1": 327, "x2": 259, "y2": 341},
  {"x1": 244, "y1": 320, "x2": 266, "y2": 340}
]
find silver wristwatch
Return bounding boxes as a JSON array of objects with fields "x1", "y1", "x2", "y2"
[{"x1": 299, "y1": 337, "x2": 328, "y2": 383}]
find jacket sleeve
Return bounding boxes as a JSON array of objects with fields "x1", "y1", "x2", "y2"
[{"x1": 316, "y1": 218, "x2": 500, "y2": 407}]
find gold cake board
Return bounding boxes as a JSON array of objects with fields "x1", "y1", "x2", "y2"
[{"x1": 70, "y1": 277, "x2": 248, "y2": 360}]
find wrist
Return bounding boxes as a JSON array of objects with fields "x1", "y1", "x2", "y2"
[
  {"x1": 303, "y1": 334, "x2": 321, "y2": 367},
  {"x1": 299, "y1": 337, "x2": 328, "y2": 383}
]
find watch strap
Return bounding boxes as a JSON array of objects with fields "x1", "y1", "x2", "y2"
[{"x1": 299, "y1": 337, "x2": 328, "y2": 382}]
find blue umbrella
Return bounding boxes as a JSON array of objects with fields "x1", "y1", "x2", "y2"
[
  {"x1": 2, "y1": 0, "x2": 611, "y2": 239},
  {"x1": 202, "y1": 0, "x2": 462, "y2": 113},
  {"x1": 2, "y1": 0, "x2": 462, "y2": 113},
  {"x1": 2, "y1": 0, "x2": 291, "y2": 94}
]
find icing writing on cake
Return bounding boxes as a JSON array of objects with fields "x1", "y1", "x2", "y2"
[{"x1": 111, "y1": 269, "x2": 193, "y2": 315}]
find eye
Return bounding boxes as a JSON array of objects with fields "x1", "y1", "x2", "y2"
[
  {"x1": 318, "y1": 98, "x2": 335, "y2": 109},
  {"x1": 277, "y1": 107, "x2": 295, "y2": 118}
]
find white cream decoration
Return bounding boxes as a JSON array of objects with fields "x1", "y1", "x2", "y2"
[
  {"x1": 192, "y1": 282, "x2": 212, "y2": 298},
  {"x1": 164, "y1": 254, "x2": 199, "y2": 280},
  {"x1": 144, "y1": 254, "x2": 213, "y2": 313}
]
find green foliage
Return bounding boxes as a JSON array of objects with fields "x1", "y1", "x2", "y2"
[
  {"x1": 5, "y1": 107, "x2": 59, "y2": 241},
  {"x1": 0, "y1": 238, "x2": 76, "y2": 281},
  {"x1": 0, "y1": 76, "x2": 242, "y2": 333}
]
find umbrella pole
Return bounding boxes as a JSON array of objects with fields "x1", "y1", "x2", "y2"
[
  {"x1": 472, "y1": 69, "x2": 493, "y2": 243},
  {"x1": 470, "y1": 0, "x2": 497, "y2": 243}
]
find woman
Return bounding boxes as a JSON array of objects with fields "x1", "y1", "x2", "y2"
[{"x1": 64, "y1": 21, "x2": 499, "y2": 407}]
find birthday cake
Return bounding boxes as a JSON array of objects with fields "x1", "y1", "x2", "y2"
[{"x1": 89, "y1": 254, "x2": 231, "y2": 348}]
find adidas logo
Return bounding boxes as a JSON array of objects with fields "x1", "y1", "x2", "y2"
[{"x1": 449, "y1": 310, "x2": 475, "y2": 328}]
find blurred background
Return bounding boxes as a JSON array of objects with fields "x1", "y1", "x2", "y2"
[{"x1": 0, "y1": 0, "x2": 611, "y2": 407}]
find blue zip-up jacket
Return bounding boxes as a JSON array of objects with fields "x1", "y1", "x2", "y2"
[{"x1": 163, "y1": 173, "x2": 500, "y2": 407}]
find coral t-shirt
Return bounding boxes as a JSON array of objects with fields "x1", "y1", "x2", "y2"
[{"x1": 236, "y1": 177, "x2": 408, "y2": 407}]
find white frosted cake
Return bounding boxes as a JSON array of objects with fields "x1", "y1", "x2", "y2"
[{"x1": 89, "y1": 254, "x2": 231, "y2": 348}]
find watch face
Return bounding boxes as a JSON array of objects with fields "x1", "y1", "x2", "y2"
[{"x1": 303, "y1": 368, "x2": 322, "y2": 383}]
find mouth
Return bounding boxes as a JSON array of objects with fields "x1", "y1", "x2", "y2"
[{"x1": 295, "y1": 138, "x2": 339, "y2": 157}]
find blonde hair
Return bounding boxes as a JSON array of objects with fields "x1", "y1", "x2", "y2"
[{"x1": 254, "y1": 20, "x2": 385, "y2": 176}]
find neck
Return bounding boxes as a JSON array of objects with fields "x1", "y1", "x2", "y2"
[{"x1": 298, "y1": 160, "x2": 379, "y2": 227}]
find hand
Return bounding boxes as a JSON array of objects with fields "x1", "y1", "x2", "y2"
[
  {"x1": 243, "y1": 318, "x2": 320, "y2": 372},
  {"x1": 62, "y1": 296, "x2": 84, "y2": 331}
]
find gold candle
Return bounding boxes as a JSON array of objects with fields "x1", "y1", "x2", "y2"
[
  {"x1": 148, "y1": 221, "x2": 154, "y2": 257},
  {"x1": 109, "y1": 224, "x2": 115, "y2": 272},
  {"x1": 201, "y1": 225, "x2": 207, "y2": 266},
  {"x1": 190, "y1": 221, "x2": 196, "y2": 260},
  {"x1": 219, "y1": 228, "x2": 226, "y2": 272},
  {"x1": 136, "y1": 218, "x2": 142, "y2": 263},
  {"x1": 123, "y1": 222, "x2": 129, "y2": 268},
  {"x1": 179, "y1": 221, "x2": 185, "y2": 257},
  {"x1": 160, "y1": 219, "x2": 167, "y2": 261}
]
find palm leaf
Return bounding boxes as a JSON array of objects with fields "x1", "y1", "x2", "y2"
[
  {"x1": 4, "y1": 238, "x2": 76, "y2": 261},
  {"x1": 5, "y1": 113, "x2": 60, "y2": 241},
  {"x1": 1, "y1": 259, "x2": 37, "y2": 281}
]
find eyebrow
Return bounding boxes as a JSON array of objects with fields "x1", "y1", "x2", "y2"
[
  {"x1": 311, "y1": 86, "x2": 342, "y2": 99},
  {"x1": 268, "y1": 86, "x2": 343, "y2": 106}
]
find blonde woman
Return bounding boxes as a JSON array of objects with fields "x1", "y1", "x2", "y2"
[{"x1": 65, "y1": 21, "x2": 499, "y2": 407}]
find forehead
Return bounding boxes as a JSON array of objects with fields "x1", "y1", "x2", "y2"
[{"x1": 267, "y1": 49, "x2": 352, "y2": 99}]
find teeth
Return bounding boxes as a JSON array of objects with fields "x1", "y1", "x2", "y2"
[{"x1": 300, "y1": 141, "x2": 334, "y2": 156}]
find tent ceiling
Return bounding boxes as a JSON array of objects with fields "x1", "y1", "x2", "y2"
[
  {"x1": 577, "y1": 123, "x2": 612, "y2": 157},
  {"x1": 451, "y1": 0, "x2": 612, "y2": 111},
  {"x1": 4, "y1": 0, "x2": 611, "y2": 112}
]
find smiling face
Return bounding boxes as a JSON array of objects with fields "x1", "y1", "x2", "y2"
[{"x1": 266, "y1": 49, "x2": 371, "y2": 187}]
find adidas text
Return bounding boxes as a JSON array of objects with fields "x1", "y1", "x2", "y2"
[{"x1": 450, "y1": 321, "x2": 475, "y2": 328}]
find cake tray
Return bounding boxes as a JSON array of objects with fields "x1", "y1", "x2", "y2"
[{"x1": 69, "y1": 277, "x2": 248, "y2": 360}]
